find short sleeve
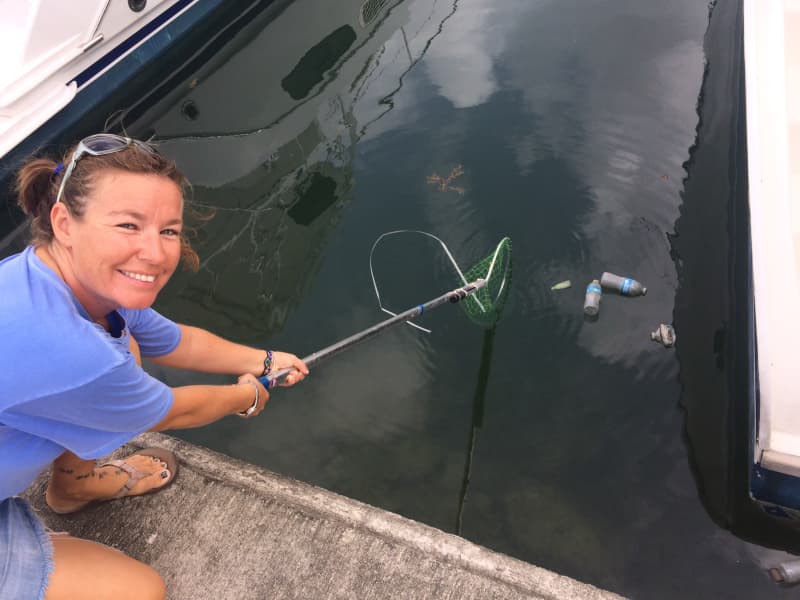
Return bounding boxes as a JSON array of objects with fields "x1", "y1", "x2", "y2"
[
  {"x1": 1, "y1": 356, "x2": 173, "y2": 459},
  {"x1": 121, "y1": 308, "x2": 182, "y2": 357}
]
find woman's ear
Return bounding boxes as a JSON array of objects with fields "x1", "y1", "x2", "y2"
[{"x1": 50, "y1": 202, "x2": 73, "y2": 247}]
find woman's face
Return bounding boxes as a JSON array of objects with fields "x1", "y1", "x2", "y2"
[{"x1": 59, "y1": 169, "x2": 184, "y2": 318}]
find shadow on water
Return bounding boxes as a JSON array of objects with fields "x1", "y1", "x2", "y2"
[
  {"x1": 673, "y1": 0, "x2": 800, "y2": 552},
  {"x1": 455, "y1": 326, "x2": 495, "y2": 535}
]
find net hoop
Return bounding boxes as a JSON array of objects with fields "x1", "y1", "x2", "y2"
[{"x1": 369, "y1": 230, "x2": 511, "y2": 331}]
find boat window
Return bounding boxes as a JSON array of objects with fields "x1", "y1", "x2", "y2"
[
  {"x1": 281, "y1": 26, "x2": 357, "y2": 101},
  {"x1": 288, "y1": 173, "x2": 338, "y2": 226}
]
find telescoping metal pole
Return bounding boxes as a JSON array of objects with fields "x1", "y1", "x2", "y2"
[{"x1": 260, "y1": 278, "x2": 487, "y2": 388}]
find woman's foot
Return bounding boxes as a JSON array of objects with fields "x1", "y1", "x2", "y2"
[{"x1": 46, "y1": 448, "x2": 179, "y2": 514}]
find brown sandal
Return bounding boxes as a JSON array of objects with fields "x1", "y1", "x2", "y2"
[{"x1": 46, "y1": 447, "x2": 179, "y2": 514}]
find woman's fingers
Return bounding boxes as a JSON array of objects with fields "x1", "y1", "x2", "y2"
[
  {"x1": 286, "y1": 352, "x2": 309, "y2": 375},
  {"x1": 287, "y1": 368, "x2": 306, "y2": 385},
  {"x1": 273, "y1": 369, "x2": 300, "y2": 387},
  {"x1": 272, "y1": 351, "x2": 309, "y2": 385}
]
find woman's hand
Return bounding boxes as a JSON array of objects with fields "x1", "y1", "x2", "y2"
[
  {"x1": 266, "y1": 351, "x2": 309, "y2": 387},
  {"x1": 236, "y1": 373, "x2": 270, "y2": 418}
]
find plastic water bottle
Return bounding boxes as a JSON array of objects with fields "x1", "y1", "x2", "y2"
[
  {"x1": 583, "y1": 279, "x2": 602, "y2": 317},
  {"x1": 600, "y1": 272, "x2": 647, "y2": 296}
]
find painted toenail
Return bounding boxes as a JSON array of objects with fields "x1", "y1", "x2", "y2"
[{"x1": 161, "y1": 470, "x2": 169, "y2": 479}]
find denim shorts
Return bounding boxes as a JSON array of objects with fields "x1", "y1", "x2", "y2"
[{"x1": 0, "y1": 497, "x2": 54, "y2": 600}]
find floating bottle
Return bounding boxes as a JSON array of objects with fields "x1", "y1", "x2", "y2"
[
  {"x1": 650, "y1": 324, "x2": 676, "y2": 347},
  {"x1": 583, "y1": 279, "x2": 602, "y2": 317},
  {"x1": 600, "y1": 272, "x2": 647, "y2": 296},
  {"x1": 769, "y1": 559, "x2": 800, "y2": 585}
]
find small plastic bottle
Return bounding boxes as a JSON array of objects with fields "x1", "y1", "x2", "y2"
[
  {"x1": 769, "y1": 559, "x2": 800, "y2": 585},
  {"x1": 600, "y1": 272, "x2": 647, "y2": 296},
  {"x1": 583, "y1": 279, "x2": 602, "y2": 317},
  {"x1": 650, "y1": 324, "x2": 676, "y2": 347}
]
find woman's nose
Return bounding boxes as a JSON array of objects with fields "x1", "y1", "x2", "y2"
[{"x1": 138, "y1": 230, "x2": 167, "y2": 263}]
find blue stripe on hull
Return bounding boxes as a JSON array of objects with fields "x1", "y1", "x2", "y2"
[
  {"x1": 751, "y1": 465, "x2": 800, "y2": 521},
  {"x1": 74, "y1": 0, "x2": 197, "y2": 87},
  {"x1": 0, "y1": 0, "x2": 226, "y2": 179}
]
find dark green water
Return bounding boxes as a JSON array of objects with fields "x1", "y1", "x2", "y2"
[{"x1": 3, "y1": 0, "x2": 799, "y2": 597}]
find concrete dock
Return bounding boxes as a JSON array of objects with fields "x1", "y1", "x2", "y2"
[{"x1": 23, "y1": 432, "x2": 623, "y2": 599}]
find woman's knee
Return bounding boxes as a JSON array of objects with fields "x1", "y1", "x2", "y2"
[{"x1": 46, "y1": 535, "x2": 165, "y2": 600}]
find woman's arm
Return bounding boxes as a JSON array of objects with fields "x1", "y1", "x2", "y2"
[
  {"x1": 149, "y1": 324, "x2": 308, "y2": 384},
  {"x1": 150, "y1": 374, "x2": 267, "y2": 431}
]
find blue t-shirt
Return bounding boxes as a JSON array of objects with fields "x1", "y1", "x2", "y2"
[{"x1": 0, "y1": 246, "x2": 181, "y2": 499}]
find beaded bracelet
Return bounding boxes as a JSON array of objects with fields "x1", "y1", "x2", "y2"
[{"x1": 261, "y1": 350, "x2": 273, "y2": 377}]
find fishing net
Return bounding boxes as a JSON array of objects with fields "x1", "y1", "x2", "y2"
[
  {"x1": 458, "y1": 236, "x2": 512, "y2": 328},
  {"x1": 264, "y1": 232, "x2": 512, "y2": 387},
  {"x1": 369, "y1": 231, "x2": 512, "y2": 331}
]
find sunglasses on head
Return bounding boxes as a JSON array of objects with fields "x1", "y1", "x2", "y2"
[{"x1": 54, "y1": 133, "x2": 156, "y2": 204}]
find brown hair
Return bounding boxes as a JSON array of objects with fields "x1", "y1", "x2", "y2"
[{"x1": 15, "y1": 139, "x2": 200, "y2": 271}]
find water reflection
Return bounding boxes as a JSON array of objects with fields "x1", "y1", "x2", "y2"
[{"x1": 118, "y1": 0, "x2": 445, "y2": 340}]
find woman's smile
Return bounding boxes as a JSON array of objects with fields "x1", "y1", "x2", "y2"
[{"x1": 119, "y1": 270, "x2": 158, "y2": 284}]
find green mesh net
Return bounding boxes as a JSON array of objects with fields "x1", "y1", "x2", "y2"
[{"x1": 459, "y1": 237, "x2": 512, "y2": 328}]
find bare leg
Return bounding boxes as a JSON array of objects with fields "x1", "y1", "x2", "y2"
[{"x1": 45, "y1": 534, "x2": 165, "y2": 600}]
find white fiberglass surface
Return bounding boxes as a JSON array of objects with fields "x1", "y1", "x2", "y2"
[
  {"x1": 789, "y1": 4, "x2": 800, "y2": 282},
  {"x1": 747, "y1": 0, "x2": 800, "y2": 464}
]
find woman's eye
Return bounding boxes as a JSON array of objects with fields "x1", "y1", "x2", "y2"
[
  {"x1": 161, "y1": 228, "x2": 181, "y2": 237},
  {"x1": 117, "y1": 223, "x2": 137, "y2": 231}
]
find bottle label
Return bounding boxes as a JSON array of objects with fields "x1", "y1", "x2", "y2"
[
  {"x1": 587, "y1": 284, "x2": 601, "y2": 294},
  {"x1": 621, "y1": 279, "x2": 632, "y2": 295}
]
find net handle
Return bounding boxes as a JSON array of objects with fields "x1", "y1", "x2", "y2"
[{"x1": 260, "y1": 279, "x2": 487, "y2": 387}]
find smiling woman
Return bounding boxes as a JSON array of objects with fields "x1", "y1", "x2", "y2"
[
  {"x1": 51, "y1": 171, "x2": 185, "y2": 319},
  {"x1": 0, "y1": 134, "x2": 309, "y2": 600}
]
